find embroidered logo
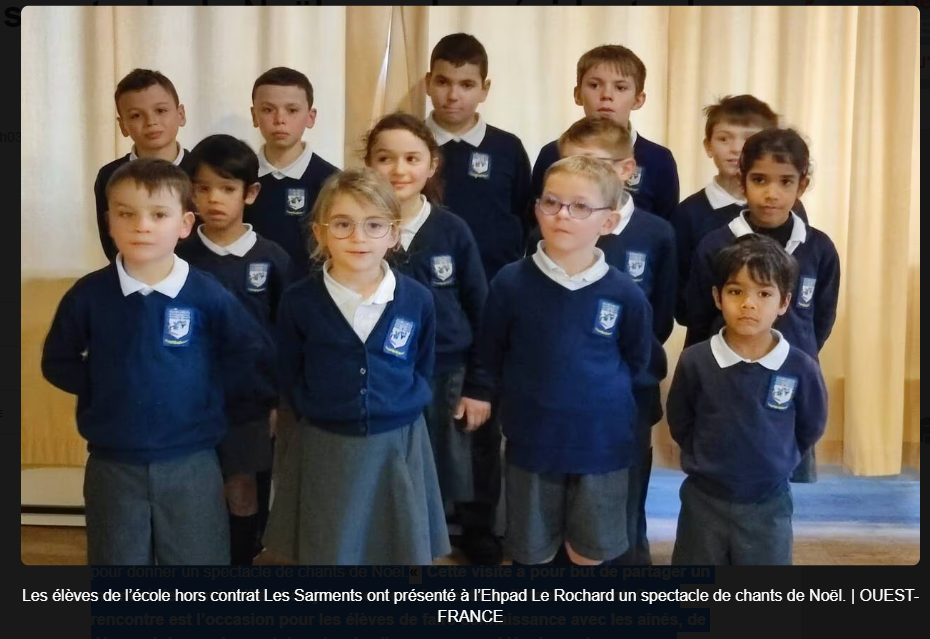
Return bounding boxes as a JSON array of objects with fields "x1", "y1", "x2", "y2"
[
  {"x1": 285, "y1": 188, "x2": 306, "y2": 215},
  {"x1": 431, "y1": 255, "x2": 455, "y2": 286},
  {"x1": 468, "y1": 152, "x2": 491, "y2": 179},
  {"x1": 798, "y1": 276, "x2": 816, "y2": 308},
  {"x1": 766, "y1": 374, "x2": 798, "y2": 410},
  {"x1": 626, "y1": 250, "x2": 647, "y2": 281},
  {"x1": 246, "y1": 262, "x2": 270, "y2": 292},
  {"x1": 164, "y1": 307, "x2": 193, "y2": 347},
  {"x1": 626, "y1": 166, "x2": 644, "y2": 192},
  {"x1": 383, "y1": 317, "x2": 416, "y2": 359},
  {"x1": 593, "y1": 299, "x2": 622, "y2": 337}
]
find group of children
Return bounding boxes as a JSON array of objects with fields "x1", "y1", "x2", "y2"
[{"x1": 42, "y1": 34, "x2": 838, "y2": 567}]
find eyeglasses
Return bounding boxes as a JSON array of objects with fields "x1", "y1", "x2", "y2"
[
  {"x1": 536, "y1": 194, "x2": 612, "y2": 220},
  {"x1": 322, "y1": 216, "x2": 397, "y2": 239}
]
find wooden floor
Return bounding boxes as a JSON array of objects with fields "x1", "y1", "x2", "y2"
[{"x1": 22, "y1": 467, "x2": 919, "y2": 566}]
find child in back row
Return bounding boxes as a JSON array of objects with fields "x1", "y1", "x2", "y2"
[
  {"x1": 466, "y1": 156, "x2": 653, "y2": 566},
  {"x1": 533, "y1": 45, "x2": 680, "y2": 221},
  {"x1": 669, "y1": 234, "x2": 828, "y2": 564},
  {"x1": 175, "y1": 134, "x2": 291, "y2": 565},
  {"x1": 263, "y1": 167, "x2": 450, "y2": 565},
  {"x1": 363, "y1": 113, "x2": 492, "y2": 556},
  {"x1": 44, "y1": 159, "x2": 270, "y2": 565},
  {"x1": 244, "y1": 67, "x2": 339, "y2": 279},
  {"x1": 94, "y1": 68, "x2": 196, "y2": 261}
]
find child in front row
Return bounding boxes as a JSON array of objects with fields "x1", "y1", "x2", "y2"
[
  {"x1": 363, "y1": 113, "x2": 492, "y2": 555},
  {"x1": 176, "y1": 134, "x2": 291, "y2": 565},
  {"x1": 43, "y1": 159, "x2": 270, "y2": 565},
  {"x1": 465, "y1": 156, "x2": 653, "y2": 566},
  {"x1": 668, "y1": 234, "x2": 828, "y2": 564},
  {"x1": 263, "y1": 168, "x2": 450, "y2": 565},
  {"x1": 681, "y1": 128, "x2": 840, "y2": 482}
]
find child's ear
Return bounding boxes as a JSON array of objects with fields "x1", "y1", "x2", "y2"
[
  {"x1": 244, "y1": 182, "x2": 261, "y2": 205},
  {"x1": 573, "y1": 85, "x2": 583, "y2": 107},
  {"x1": 424, "y1": 71, "x2": 432, "y2": 87},
  {"x1": 599, "y1": 210, "x2": 621, "y2": 236},
  {"x1": 179, "y1": 211, "x2": 196, "y2": 239},
  {"x1": 631, "y1": 91, "x2": 646, "y2": 112},
  {"x1": 778, "y1": 292, "x2": 792, "y2": 315},
  {"x1": 250, "y1": 106, "x2": 258, "y2": 129},
  {"x1": 615, "y1": 158, "x2": 637, "y2": 184},
  {"x1": 703, "y1": 137, "x2": 713, "y2": 158},
  {"x1": 177, "y1": 104, "x2": 187, "y2": 127},
  {"x1": 117, "y1": 117, "x2": 130, "y2": 138},
  {"x1": 305, "y1": 107, "x2": 317, "y2": 130},
  {"x1": 311, "y1": 222, "x2": 325, "y2": 247},
  {"x1": 796, "y1": 176, "x2": 810, "y2": 200},
  {"x1": 712, "y1": 286, "x2": 723, "y2": 311}
]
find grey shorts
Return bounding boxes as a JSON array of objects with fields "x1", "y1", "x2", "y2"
[
  {"x1": 217, "y1": 418, "x2": 273, "y2": 476},
  {"x1": 504, "y1": 462, "x2": 629, "y2": 564}
]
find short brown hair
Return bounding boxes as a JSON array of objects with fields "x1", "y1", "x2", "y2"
[
  {"x1": 576, "y1": 45, "x2": 646, "y2": 94},
  {"x1": 429, "y1": 33, "x2": 489, "y2": 82},
  {"x1": 105, "y1": 158, "x2": 194, "y2": 212},
  {"x1": 704, "y1": 94, "x2": 779, "y2": 140},
  {"x1": 114, "y1": 69, "x2": 180, "y2": 113},
  {"x1": 363, "y1": 111, "x2": 444, "y2": 204},
  {"x1": 252, "y1": 67, "x2": 314, "y2": 107},
  {"x1": 558, "y1": 117, "x2": 633, "y2": 159}
]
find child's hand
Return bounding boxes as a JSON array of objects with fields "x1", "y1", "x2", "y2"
[
  {"x1": 269, "y1": 409, "x2": 278, "y2": 438},
  {"x1": 454, "y1": 397, "x2": 491, "y2": 432}
]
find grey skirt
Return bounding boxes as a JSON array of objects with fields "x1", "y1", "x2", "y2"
[{"x1": 263, "y1": 414, "x2": 450, "y2": 565}]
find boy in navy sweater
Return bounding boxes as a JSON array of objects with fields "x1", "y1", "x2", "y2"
[
  {"x1": 94, "y1": 69, "x2": 196, "y2": 262},
  {"x1": 244, "y1": 67, "x2": 339, "y2": 279},
  {"x1": 532, "y1": 45, "x2": 679, "y2": 221},
  {"x1": 672, "y1": 95, "x2": 808, "y2": 322},
  {"x1": 466, "y1": 156, "x2": 652, "y2": 566},
  {"x1": 668, "y1": 234, "x2": 828, "y2": 564},
  {"x1": 43, "y1": 159, "x2": 269, "y2": 565},
  {"x1": 176, "y1": 134, "x2": 290, "y2": 565}
]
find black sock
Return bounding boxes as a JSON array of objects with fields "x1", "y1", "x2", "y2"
[
  {"x1": 229, "y1": 514, "x2": 259, "y2": 565},
  {"x1": 254, "y1": 470, "x2": 272, "y2": 552}
]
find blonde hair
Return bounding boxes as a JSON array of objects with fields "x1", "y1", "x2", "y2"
[
  {"x1": 310, "y1": 167, "x2": 401, "y2": 261},
  {"x1": 543, "y1": 156, "x2": 625, "y2": 210},
  {"x1": 557, "y1": 117, "x2": 633, "y2": 159}
]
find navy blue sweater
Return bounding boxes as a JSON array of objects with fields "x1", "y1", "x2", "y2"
[
  {"x1": 276, "y1": 270, "x2": 435, "y2": 436},
  {"x1": 682, "y1": 215, "x2": 841, "y2": 359},
  {"x1": 243, "y1": 154, "x2": 339, "y2": 279},
  {"x1": 176, "y1": 233, "x2": 291, "y2": 423},
  {"x1": 94, "y1": 151, "x2": 197, "y2": 262},
  {"x1": 41, "y1": 265, "x2": 270, "y2": 463},
  {"x1": 667, "y1": 339, "x2": 828, "y2": 503},
  {"x1": 437, "y1": 125, "x2": 533, "y2": 281},
  {"x1": 671, "y1": 190, "x2": 808, "y2": 323},
  {"x1": 394, "y1": 205, "x2": 488, "y2": 376},
  {"x1": 467, "y1": 259, "x2": 652, "y2": 474},
  {"x1": 532, "y1": 132, "x2": 680, "y2": 220}
]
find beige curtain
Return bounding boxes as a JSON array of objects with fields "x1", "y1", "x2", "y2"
[{"x1": 22, "y1": 6, "x2": 919, "y2": 476}]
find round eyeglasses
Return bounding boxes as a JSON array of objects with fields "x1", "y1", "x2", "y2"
[
  {"x1": 536, "y1": 194, "x2": 612, "y2": 220},
  {"x1": 322, "y1": 216, "x2": 397, "y2": 239}
]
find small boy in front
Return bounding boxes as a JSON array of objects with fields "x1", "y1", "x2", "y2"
[
  {"x1": 42, "y1": 159, "x2": 269, "y2": 565},
  {"x1": 245, "y1": 67, "x2": 339, "y2": 279},
  {"x1": 465, "y1": 156, "x2": 652, "y2": 566},
  {"x1": 94, "y1": 68, "x2": 196, "y2": 262},
  {"x1": 667, "y1": 234, "x2": 827, "y2": 565},
  {"x1": 532, "y1": 45, "x2": 679, "y2": 221},
  {"x1": 176, "y1": 134, "x2": 290, "y2": 565}
]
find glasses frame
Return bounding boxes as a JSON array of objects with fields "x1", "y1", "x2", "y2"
[
  {"x1": 535, "y1": 195, "x2": 613, "y2": 220},
  {"x1": 322, "y1": 216, "x2": 398, "y2": 240}
]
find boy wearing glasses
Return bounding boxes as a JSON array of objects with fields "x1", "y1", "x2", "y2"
[{"x1": 464, "y1": 156, "x2": 653, "y2": 566}]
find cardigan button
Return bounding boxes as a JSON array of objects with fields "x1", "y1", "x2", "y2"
[
  {"x1": 360, "y1": 367, "x2": 367, "y2": 375},
  {"x1": 360, "y1": 388, "x2": 367, "y2": 395}
]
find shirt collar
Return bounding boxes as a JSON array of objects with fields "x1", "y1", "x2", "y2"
[
  {"x1": 728, "y1": 210, "x2": 808, "y2": 254},
  {"x1": 426, "y1": 112, "x2": 487, "y2": 147},
  {"x1": 399, "y1": 197, "x2": 432, "y2": 251},
  {"x1": 610, "y1": 191, "x2": 636, "y2": 236},
  {"x1": 197, "y1": 224, "x2": 257, "y2": 257},
  {"x1": 532, "y1": 241, "x2": 610, "y2": 287},
  {"x1": 704, "y1": 177, "x2": 746, "y2": 210},
  {"x1": 323, "y1": 260, "x2": 396, "y2": 306},
  {"x1": 115, "y1": 254, "x2": 190, "y2": 298},
  {"x1": 710, "y1": 328, "x2": 790, "y2": 370},
  {"x1": 257, "y1": 143, "x2": 313, "y2": 179},
  {"x1": 629, "y1": 125, "x2": 638, "y2": 146},
  {"x1": 129, "y1": 143, "x2": 184, "y2": 165}
]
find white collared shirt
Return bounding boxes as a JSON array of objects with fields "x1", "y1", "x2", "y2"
[
  {"x1": 532, "y1": 242, "x2": 610, "y2": 291},
  {"x1": 704, "y1": 177, "x2": 746, "y2": 210},
  {"x1": 710, "y1": 328, "x2": 791, "y2": 370},
  {"x1": 197, "y1": 224, "x2": 258, "y2": 257},
  {"x1": 610, "y1": 191, "x2": 636, "y2": 236},
  {"x1": 129, "y1": 143, "x2": 185, "y2": 166},
  {"x1": 629, "y1": 125, "x2": 639, "y2": 146},
  {"x1": 323, "y1": 260, "x2": 396, "y2": 342},
  {"x1": 425, "y1": 112, "x2": 487, "y2": 147},
  {"x1": 115, "y1": 254, "x2": 190, "y2": 298},
  {"x1": 728, "y1": 210, "x2": 808, "y2": 255},
  {"x1": 258, "y1": 143, "x2": 313, "y2": 180},
  {"x1": 399, "y1": 197, "x2": 432, "y2": 251}
]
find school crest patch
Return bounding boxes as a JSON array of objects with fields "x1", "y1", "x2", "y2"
[
  {"x1": 468, "y1": 152, "x2": 491, "y2": 179},
  {"x1": 163, "y1": 307, "x2": 193, "y2": 347},
  {"x1": 798, "y1": 276, "x2": 816, "y2": 308},
  {"x1": 383, "y1": 316, "x2": 416, "y2": 359},
  {"x1": 593, "y1": 299, "x2": 622, "y2": 337},
  {"x1": 246, "y1": 262, "x2": 270, "y2": 292},
  {"x1": 285, "y1": 188, "x2": 306, "y2": 215},
  {"x1": 766, "y1": 374, "x2": 798, "y2": 410},
  {"x1": 626, "y1": 166, "x2": 644, "y2": 192},
  {"x1": 626, "y1": 250, "x2": 647, "y2": 281},
  {"x1": 431, "y1": 255, "x2": 455, "y2": 286}
]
